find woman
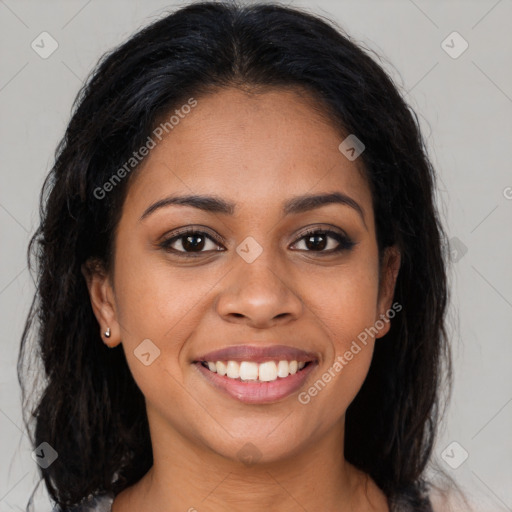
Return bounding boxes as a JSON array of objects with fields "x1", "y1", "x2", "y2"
[{"x1": 19, "y1": 2, "x2": 454, "y2": 511}]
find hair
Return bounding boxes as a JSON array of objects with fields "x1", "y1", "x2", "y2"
[{"x1": 18, "y1": 1, "x2": 452, "y2": 510}]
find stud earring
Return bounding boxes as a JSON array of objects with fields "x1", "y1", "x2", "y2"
[{"x1": 104, "y1": 327, "x2": 111, "y2": 338}]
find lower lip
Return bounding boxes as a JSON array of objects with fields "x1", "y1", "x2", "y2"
[{"x1": 194, "y1": 362, "x2": 317, "y2": 404}]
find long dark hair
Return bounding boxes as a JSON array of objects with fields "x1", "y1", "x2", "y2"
[{"x1": 18, "y1": 1, "x2": 451, "y2": 510}]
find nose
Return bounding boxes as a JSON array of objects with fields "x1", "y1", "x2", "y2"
[{"x1": 215, "y1": 251, "x2": 304, "y2": 329}]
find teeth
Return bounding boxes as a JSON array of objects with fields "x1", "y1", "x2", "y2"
[
  {"x1": 203, "y1": 360, "x2": 308, "y2": 381},
  {"x1": 277, "y1": 360, "x2": 289, "y2": 378},
  {"x1": 258, "y1": 361, "x2": 277, "y2": 382},
  {"x1": 216, "y1": 361, "x2": 227, "y2": 376},
  {"x1": 226, "y1": 361, "x2": 240, "y2": 379},
  {"x1": 239, "y1": 361, "x2": 259, "y2": 381}
]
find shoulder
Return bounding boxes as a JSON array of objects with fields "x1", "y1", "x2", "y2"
[{"x1": 52, "y1": 492, "x2": 115, "y2": 512}]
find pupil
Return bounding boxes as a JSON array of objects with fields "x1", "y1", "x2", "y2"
[
  {"x1": 183, "y1": 234, "x2": 204, "y2": 251},
  {"x1": 306, "y1": 234, "x2": 326, "y2": 251}
]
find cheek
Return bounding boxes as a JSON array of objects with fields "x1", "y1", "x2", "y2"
[
  {"x1": 297, "y1": 249, "x2": 380, "y2": 413},
  {"x1": 300, "y1": 345, "x2": 374, "y2": 431},
  {"x1": 331, "y1": 273, "x2": 380, "y2": 390},
  {"x1": 112, "y1": 238, "x2": 226, "y2": 385},
  {"x1": 112, "y1": 233, "x2": 206, "y2": 340},
  {"x1": 304, "y1": 250, "x2": 380, "y2": 349},
  {"x1": 296, "y1": 298, "x2": 376, "y2": 435},
  {"x1": 111, "y1": 252, "x2": 203, "y2": 410}
]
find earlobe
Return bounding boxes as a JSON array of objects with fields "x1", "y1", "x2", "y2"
[
  {"x1": 81, "y1": 260, "x2": 122, "y2": 348},
  {"x1": 375, "y1": 246, "x2": 401, "y2": 339}
]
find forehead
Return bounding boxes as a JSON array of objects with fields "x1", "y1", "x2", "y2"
[{"x1": 124, "y1": 87, "x2": 372, "y2": 219}]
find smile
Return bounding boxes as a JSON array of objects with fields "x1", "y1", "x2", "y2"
[
  {"x1": 194, "y1": 358, "x2": 317, "y2": 404},
  {"x1": 201, "y1": 359, "x2": 308, "y2": 381}
]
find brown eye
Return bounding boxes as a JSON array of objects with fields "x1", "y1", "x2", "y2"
[
  {"x1": 179, "y1": 233, "x2": 207, "y2": 252},
  {"x1": 159, "y1": 230, "x2": 224, "y2": 255},
  {"x1": 291, "y1": 229, "x2": 355, "y2": 253}
]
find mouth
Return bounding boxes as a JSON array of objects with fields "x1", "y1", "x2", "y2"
[
  {"x1": 192, "y1": 345, "x2": 318, "y2": 404},
  {"x1": 199, "y1": 359, "x2": 312, "y2": 381}
]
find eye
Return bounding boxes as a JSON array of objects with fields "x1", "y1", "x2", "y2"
[
  {"x1": 290, "y1": 228, "x2": 355, "y2": 254},
  {"x1": 158, "y1": 226, "x2": 355, "y2": 258},
  {"x1": 159, "y1": 228, "x2": 224, "y2": 256}
]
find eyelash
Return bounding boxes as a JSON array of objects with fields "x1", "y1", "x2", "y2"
[{"x1": 158, "y1": 227, "x2": 356, "y2": 258}]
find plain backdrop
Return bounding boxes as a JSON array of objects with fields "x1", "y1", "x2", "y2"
[{"x1": 1, "y1": 1, "x2": 511, "y2": 511}]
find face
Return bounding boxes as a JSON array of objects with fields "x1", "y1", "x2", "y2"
[{"x1": 85, "y1": 87, "x2": 400, "y2": 466}]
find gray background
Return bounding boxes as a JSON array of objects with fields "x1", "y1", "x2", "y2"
[{"x1": 1, "y1": 0, "x2": 511, "y2": 510}]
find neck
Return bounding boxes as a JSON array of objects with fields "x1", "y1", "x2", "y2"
[{"x1": 112, "y1": 409, "x2": 387, "y2": 512}]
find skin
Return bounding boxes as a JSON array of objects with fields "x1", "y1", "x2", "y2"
[{"x1": 84, "y1": 87, "x2": 401, "y2": 512}]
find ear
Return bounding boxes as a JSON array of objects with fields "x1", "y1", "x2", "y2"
[
  {"x1": 375, "y1": 245, "x2": 401, "y2": 339},
  {"x1": 81, "y1": 259, "x2": 122, "y2": 348}
]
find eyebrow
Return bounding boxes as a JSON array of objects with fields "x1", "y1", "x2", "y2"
[{"x1": 140, "y1": 192, "x2": 366, "y2": 226}]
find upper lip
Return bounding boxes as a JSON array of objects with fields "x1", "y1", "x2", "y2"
[{"x1": 194, "y1": 344, "x2": 318, "y2": 364}]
